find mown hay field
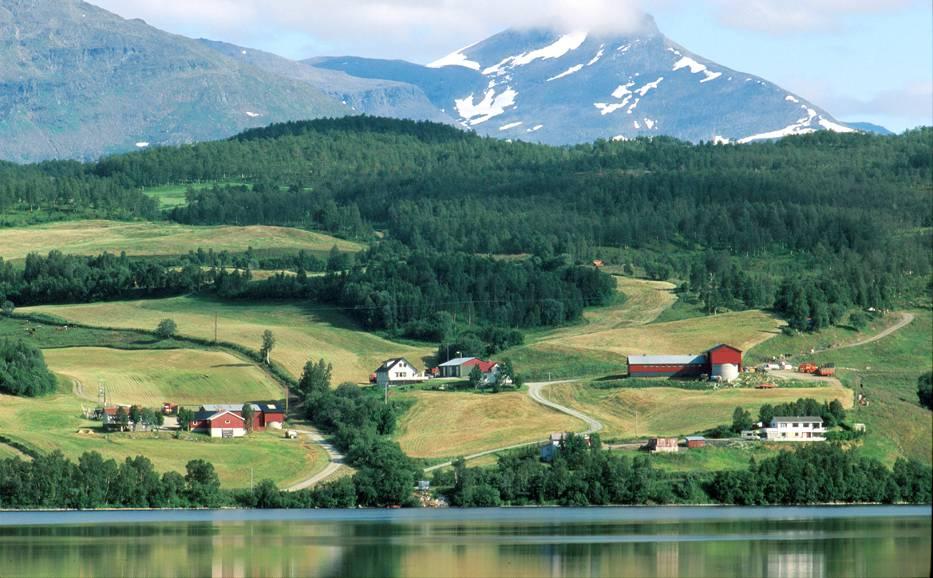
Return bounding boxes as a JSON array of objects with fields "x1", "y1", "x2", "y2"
[
  {"x1": 0, "y1": 219, "x2": 363, "y2": 260},
  {"x1": 25, "y1": 297, "x2": 435, "y2": 384},
  {"x1": 0, "y1": 385, "x2": 327, "y2": 488},
  {"x1": 44, "y1": 347, "x2": 283, "y2": 406},
  {"x1": 542, "y1": 380, "x2": 852, "y2": 440},
  {"x1": 511, "y1": 307, "x2": 783, "y2": 380},
  {"x1": 394, "y1": 390, "x2": 584, "y2": 459}
]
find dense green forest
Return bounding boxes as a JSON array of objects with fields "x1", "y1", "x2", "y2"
[{"x1": 2, "y1": 118, "x2": 929, "y2": 328}]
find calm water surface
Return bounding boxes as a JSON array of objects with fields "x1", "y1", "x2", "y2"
[{"x1": 0, "y1": 506, "x2": 929, "y2": 578}]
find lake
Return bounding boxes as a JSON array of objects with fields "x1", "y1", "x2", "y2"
[{"x1": 0, "y1": 506, "x2": 929, "y2": 577}]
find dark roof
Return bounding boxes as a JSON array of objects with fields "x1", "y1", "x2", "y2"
[
  {"x1": 773, "y1": 416, "x2": 823, "y2": 422},
  {"x1": 375, "y1": 358, "x2": 410, "y2": 373}
]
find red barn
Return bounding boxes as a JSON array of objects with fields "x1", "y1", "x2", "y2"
[
  {"x1": 627, "y1": 344, "x2": 743, "y2": 379},
  {"x1": 708, "y1": 344, "x2": 743, "y2": 372}
]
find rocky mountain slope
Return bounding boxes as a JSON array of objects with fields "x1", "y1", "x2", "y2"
[{"x1": 315, "y1": 17, "x2": 861, "y2": 145}]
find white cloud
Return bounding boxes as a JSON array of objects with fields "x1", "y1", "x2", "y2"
[
  {"x1": 704, "y1": 0, "x2": 916, "y2": 34},
  {"x1": 90, "y1": 0, "x2": 649, "y2": 61}
]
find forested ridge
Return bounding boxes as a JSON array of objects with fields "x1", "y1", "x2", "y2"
[{"x1": 1, "y1": 117, "x2": 930, "y2": 328}]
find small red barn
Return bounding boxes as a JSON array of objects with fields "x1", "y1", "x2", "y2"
[
  {"x1": 207, "y1": 411, "x2": 246, "y2": 438},
  {"x1": 708, "y1": 344, "x2": 743, "y2": 371}
]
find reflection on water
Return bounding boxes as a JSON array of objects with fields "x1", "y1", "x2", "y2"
[{"x1": 0, "y1": 507, "x2": 928, "y2": 578}]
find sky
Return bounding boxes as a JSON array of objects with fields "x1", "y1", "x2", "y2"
[{"x1": 91, "y1": 0, "x2": 932, "y2": 132}]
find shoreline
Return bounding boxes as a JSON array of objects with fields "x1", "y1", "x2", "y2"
[{"x1": 1, "y1": 504, "x2": 930, "y2": 527}]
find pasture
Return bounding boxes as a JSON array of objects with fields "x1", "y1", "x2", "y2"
[
  {"x1": 803, "y1": 310, "x2": 932, "y2": 466},
  {"x1": 25, "y1": 297, "x2": 435, "y2": 384},
  {"x1": 394, "y1": 390, "x2": 583, "y2": 459},
  {"x1": 541, "y1": 380, "x2": 852, "y2": 440},
  {"x1": 44, "y1": 347, "x2": 283, "y2": 406},
  {"x1": 0, "y1": 386, "x2": 327, "y2": 488},
  {"x1": 510, "y1": 306, "x2": 782, "y2": 380},
  {"x1": 0, "y1": 219, "x2": 363, "y2": 261}
]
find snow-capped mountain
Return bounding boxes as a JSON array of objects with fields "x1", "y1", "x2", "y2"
[{"x1": 313, "y1": 17, "x2": 861, "y2": 145}]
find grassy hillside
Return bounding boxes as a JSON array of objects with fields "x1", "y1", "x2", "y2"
[
  {"x1": 24, "y1": 297, "x2": 435, "y2": 384},
  {"x1": 0, "y1": 220, "x2": 363, "y2": 261},
  {"x1": 542, "y1": 380, "x2": 851, "y2": 440},
  {"x1": 394, "y1": 389, "x2": 582, "y2": 459},
  {"x1": 508, "y1": 307, "x2": 782, "y2": 380},
  {"x1": 807, "y1": 310, "x2": 932, "y2": 465},
  {"x1": 0, "y1": 383, "x2": 326, "y2": 488},
  {"x1": 44, "y1": 347, "x2": 283, "y2": 406}
]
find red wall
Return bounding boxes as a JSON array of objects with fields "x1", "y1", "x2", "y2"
[{"x1": 708, "y1": 345, "x2": 743, "y2": 368}]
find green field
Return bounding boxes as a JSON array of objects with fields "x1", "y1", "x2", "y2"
[
  {"x1": 0, "y1": 382, "x2": 327, "y2": 488},
  {"x1": 647, "y1": 443, "x2": 785, "y2": 473},
  {"x1": 141, "y1": 182, "x2": 248, "y2": 209},
  {"x1": 801, "y1": 310, "x2": 933, "y2": 466},
  {"x1": 44, "y1": 347, "x2": 283, "y2": 406},
  {"x1": 24, "y1": 296, "x2": 435, "y2": 384},
  {"x1": 394, "y1": 389, "x2": 583, "y2": 459},
  {"x1": 543, "y1": 380, "x2": 852, "y2": 440},
  {"x1": 0, "y1": 219, "x2": 363, "y2": 261},
  {"x1": 509, "y1": 307, "x2": 782, "y2": 380}
]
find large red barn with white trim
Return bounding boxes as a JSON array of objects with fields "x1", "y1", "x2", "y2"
[{"x1": 627, "y1": 344, "x2": 743, "y2": 379}]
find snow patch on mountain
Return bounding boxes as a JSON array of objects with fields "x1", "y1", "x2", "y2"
[
  {"x1": 594, "y1": 100, "x2": 630, "y2": 115},
  {"x1": 499, "y1": 121, "x2": 523, "y2": 131},
  {"x1": 548, "y1": 64, "x2": 584, "y2": 81},
  {"x1": 818, "y1": 117, "x2": 857, "y2": 133},
  {"x1": 738, "y1": 106, "x2": 820, "y2": 143},
  {"x1": 245, "y1": 111, "x2": 261, "y2": 118},
  {"x1": 785, "y1": 95, "x2": 800, "y2": 103},
  {"x1": 135, "y1": 142, "x2": 149, "y2": 148},
  {"x1": 527, "y1": 124, "x2": 544, "y2": 133},
  {"x1": 644, "y1": 118, "x2": 656, "y2": 129},
  {"x1": 428, "y1": 42, "x2": 482, "y2": 70},
  {"x1": 484, "y1": 32, "x2": 588, "y2": 75},
  {"x1": 587, "y1": 46, "x2": 605, "y2": 66},
  {"x1": 612, "y1": 82, "x2": 635, "y2": 99},
  {"x1": 673, "y1": 56, "x2": 720, "y2": 83},
  {"x1": 455, "y1": 87, "x2": 518, "y2": 125},
  {"x1": 636, "y1": 77, "x2": 664, "y2": 96}
]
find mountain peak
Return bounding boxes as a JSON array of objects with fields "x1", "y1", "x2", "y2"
[{"x1": 382, "y1": 16, "x2": 860, "y2": 144}]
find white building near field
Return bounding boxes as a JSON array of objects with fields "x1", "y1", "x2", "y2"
[
  {"x1": 374, "y1": 358, "x2": 421, "y2": 386},
  {"x1": 762, "y1": 416, "x2": 826, "y2": 442}
]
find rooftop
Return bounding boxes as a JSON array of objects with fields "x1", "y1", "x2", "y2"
[
  {"x1": 772, "y1": 416, "x2": 824, "y2": 422},
  {"x1": 628, "y1": 354, "x2": 708, "y2": 365},
  {"x1": 439, "y1": 357, "x2": 477, "y2": 367}
]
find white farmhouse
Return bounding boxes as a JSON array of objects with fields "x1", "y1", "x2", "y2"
[
  {"x1": 762, "y1": 416, "x2": 826, "y2": 442},
  {"x1": 374, "y1": 358, "x2": 421, "y2": 386}
]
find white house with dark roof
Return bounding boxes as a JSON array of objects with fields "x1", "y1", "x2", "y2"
[
  {"x1": 374, "y1": 358, "x2": 421, "y2": 386},
  {"x1": 763, "y1": 417, "x2": 826, "y2": 442}
]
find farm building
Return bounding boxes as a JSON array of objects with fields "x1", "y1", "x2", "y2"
[
  {"x1": 189, "y1": 402, "x2": 286, "y2": 435},
  {"x1": 762, "y1": 417, "x2": 826, "y2": 442},
  {"x1": 646, "y1": 437, "x2": 679, "y2": 453},
  {"x1": 374, "y1": 358, "x2": 421, "y2": 386},
  {"x1": 627, "y1": 344, "x2": 743, "y2": 380},
  {"x1": 200, "y1": 410, "x2": 246, "y2": 438},
  {"x1": 437, "y1": 357, "x2": 477, "y2": 378},
  {"x1": 685, "y1": 436, "x2": 706, "y2": 449}
]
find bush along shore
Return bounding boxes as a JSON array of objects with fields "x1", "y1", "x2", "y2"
[{"x1": 1, "y1": 434, "x2": 930, "y2": 510}]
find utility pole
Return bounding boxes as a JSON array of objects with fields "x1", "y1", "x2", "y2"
[
  {"x1": 250, "y1": 467, "x2": 254, "y2": 491},
  {"x1": 384, "y1": 383, "x2": 388, "y2": 405}
]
